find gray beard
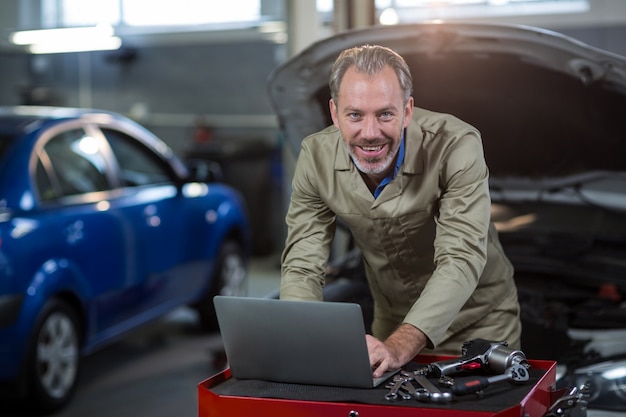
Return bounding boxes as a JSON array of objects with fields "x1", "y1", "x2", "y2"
[{"x1": 346, "y1": 141, "x2": 400, "y2": 176}]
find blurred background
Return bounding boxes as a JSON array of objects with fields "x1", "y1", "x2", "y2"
[{"x1": 0, "y1": 1, "x2": 625, "y2": 416}]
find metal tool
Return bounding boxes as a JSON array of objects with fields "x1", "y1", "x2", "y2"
[
  {"x1": 385, "y1": 371, "x2": 436, "y2": 402},
  {"x1": 400, "y1": 381, "x2": 431, "y2": 402},
  {"x1": 385, "y1": 374, "x2": 413, "y2": 401},
  {"x1": 411, "y1": 371, "x2": 453, "y2": 402},
  {"x1": 451, "y1": 364, "x2": 529, "y2": 396},
  {"x1": 427, "y1": 339, "x2": 529, "y2": 377},
  {"x1": 544, "y1": 382, "x2": 590, "y2": 417},
  {"x1": 438, "y1": 375, "x2": 455, "y2": 387}
]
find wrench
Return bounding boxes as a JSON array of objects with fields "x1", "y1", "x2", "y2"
[
  {"x1": 386, "y1": 372, "x2": 431, "y2": 401},
  {"x1": 401, "y1": 381, "x2": 431, "y2": 402},
  {"x1": 451, "y1": 364, "x2": 530, "y2": 396},
  {"x1": 385, "y1": 375, "x2": 413, "y2": 401},
  {"x1": 410, "y1": 371, "x2": 453, "y2": 403}
]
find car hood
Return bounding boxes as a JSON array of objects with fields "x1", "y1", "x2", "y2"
[{"x1": 268, "y1": 22, "x2": 626, "y2": 209}]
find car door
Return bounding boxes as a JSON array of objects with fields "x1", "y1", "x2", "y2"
[
  {"x1": 36, "y1": 125, "x2": 136, "y2": 338},
  {"x1": 97, "y1": 126, "x2": 208, "y2": 314}
]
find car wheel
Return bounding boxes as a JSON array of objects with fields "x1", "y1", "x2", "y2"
[
  {"x1": 25, "y1": 299, "x2": 81, "y2": 414},
  {"x1": 195, "y1": 240, "x2": 248, "y2": 331}
]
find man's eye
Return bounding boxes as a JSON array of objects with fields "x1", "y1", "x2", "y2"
[
  {"x1": 380, "y1": 112, "x2": 392, "y2": 119},
  {"x1": 349, "y1": 113, "x2": 361, "y2": 119}
]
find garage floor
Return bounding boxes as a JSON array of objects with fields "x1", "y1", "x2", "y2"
[{"x1": 0, "y1": 255, "x2": 282, "y2": 417}]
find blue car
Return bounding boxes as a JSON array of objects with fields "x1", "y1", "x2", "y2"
[{"x1": 0, "y1": 106, "x2": 251, "y2": 413}]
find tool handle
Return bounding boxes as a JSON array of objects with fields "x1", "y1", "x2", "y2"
[{"x1": 451, "y1": 376, "x2": 491, "y2": 395}]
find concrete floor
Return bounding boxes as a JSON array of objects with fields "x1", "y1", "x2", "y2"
[{"x1": 0, "y1": 255, "x2": 282, "y2": 417}]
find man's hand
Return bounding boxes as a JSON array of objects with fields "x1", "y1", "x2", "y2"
[{"x1": 366, "y1": 323, "x2": 428, "y2": 378}]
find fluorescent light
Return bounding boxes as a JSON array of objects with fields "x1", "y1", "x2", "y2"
[
  {"x1": 28, "y1": 36, "x2": 122, "y2": 54},
  {"x1": 11, "y1": 24, "x2": 114, "y2": 45},
  {"x1": 10, "y1": 24, "x2": 121, "y2": 54}
]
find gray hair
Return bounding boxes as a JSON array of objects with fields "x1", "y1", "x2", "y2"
[{"x1": 329, "y1": 44, "x2": 413, "y2": 105}]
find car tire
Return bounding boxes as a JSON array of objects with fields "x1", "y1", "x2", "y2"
[
  {"x1": 24, "y1": 299, "x2": 81, "y2": 414},
  {"x1": 194, "y1": 240, "x2": 248, "y2": 332}
]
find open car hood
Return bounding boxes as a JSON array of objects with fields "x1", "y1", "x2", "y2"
[{"x1": 268, "y1": 22, "x2": 626, "y2": 210}]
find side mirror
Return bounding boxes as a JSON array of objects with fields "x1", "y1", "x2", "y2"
[{"x1": 185, "y1": 158, "x2": 224, "y2": 183}]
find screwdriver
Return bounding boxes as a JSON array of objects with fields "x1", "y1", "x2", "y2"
[{"x1": 451, "y1": 364, "x2": 529, "y2": 396}]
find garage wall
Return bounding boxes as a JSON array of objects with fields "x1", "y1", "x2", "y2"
[{"x1": 0, "y1": 41, "x2": 283, "y2": 153}]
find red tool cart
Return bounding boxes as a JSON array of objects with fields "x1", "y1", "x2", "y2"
[{"x1": 198, "y1": 355, "x2": 559, "y2": 417}]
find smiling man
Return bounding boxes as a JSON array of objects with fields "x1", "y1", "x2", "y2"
[{"x1": 280, "y1": 45, "x2": 521, "y2": 378}]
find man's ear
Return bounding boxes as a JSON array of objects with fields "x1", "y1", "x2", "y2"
[
  {"x1": 404, "y1": 97, "x2": 414, "y2": 128},
  {"x1": 329, "y1": 98, "x2": 340, "y2": 128}
]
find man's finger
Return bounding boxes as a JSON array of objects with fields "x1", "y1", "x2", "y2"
[
  {"x1": 372, "y1": 358, "x2": 391, "y2": 378},
  {"x1": 366, "y1": 335, "x2": 386, "y2": 368}
]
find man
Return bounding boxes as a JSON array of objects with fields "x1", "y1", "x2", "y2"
[{"x1": 280, "y1": 45, "x2": 521, "y2": 378}]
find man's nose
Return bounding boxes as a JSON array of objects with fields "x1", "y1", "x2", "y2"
[{"x1": 362, "y1": 116, "x2": 379, "y2": 138}]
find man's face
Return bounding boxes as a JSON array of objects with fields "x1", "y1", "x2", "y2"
[{"x1": 330, "y1": 65, "x2": 413, "y2": 182}]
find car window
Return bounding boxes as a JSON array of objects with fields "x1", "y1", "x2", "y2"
[
  {"x1": 43, "y1": 128, "x2": 111, "y2": 197},
  {"x1": 101, "y1": 128, "x2": 171, "y2": 187}
]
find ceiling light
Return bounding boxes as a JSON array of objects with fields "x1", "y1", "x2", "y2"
[
  {"x1": 9, "y1": 24, "x2": 121, "y2": 54},
  {"x1": 27, "y1": 36, "x2": 122, "y2": 54}
]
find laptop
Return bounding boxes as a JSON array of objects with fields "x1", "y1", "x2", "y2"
[{"x1": 213, "y1": 295, "x2": 398, "y2": 388}]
